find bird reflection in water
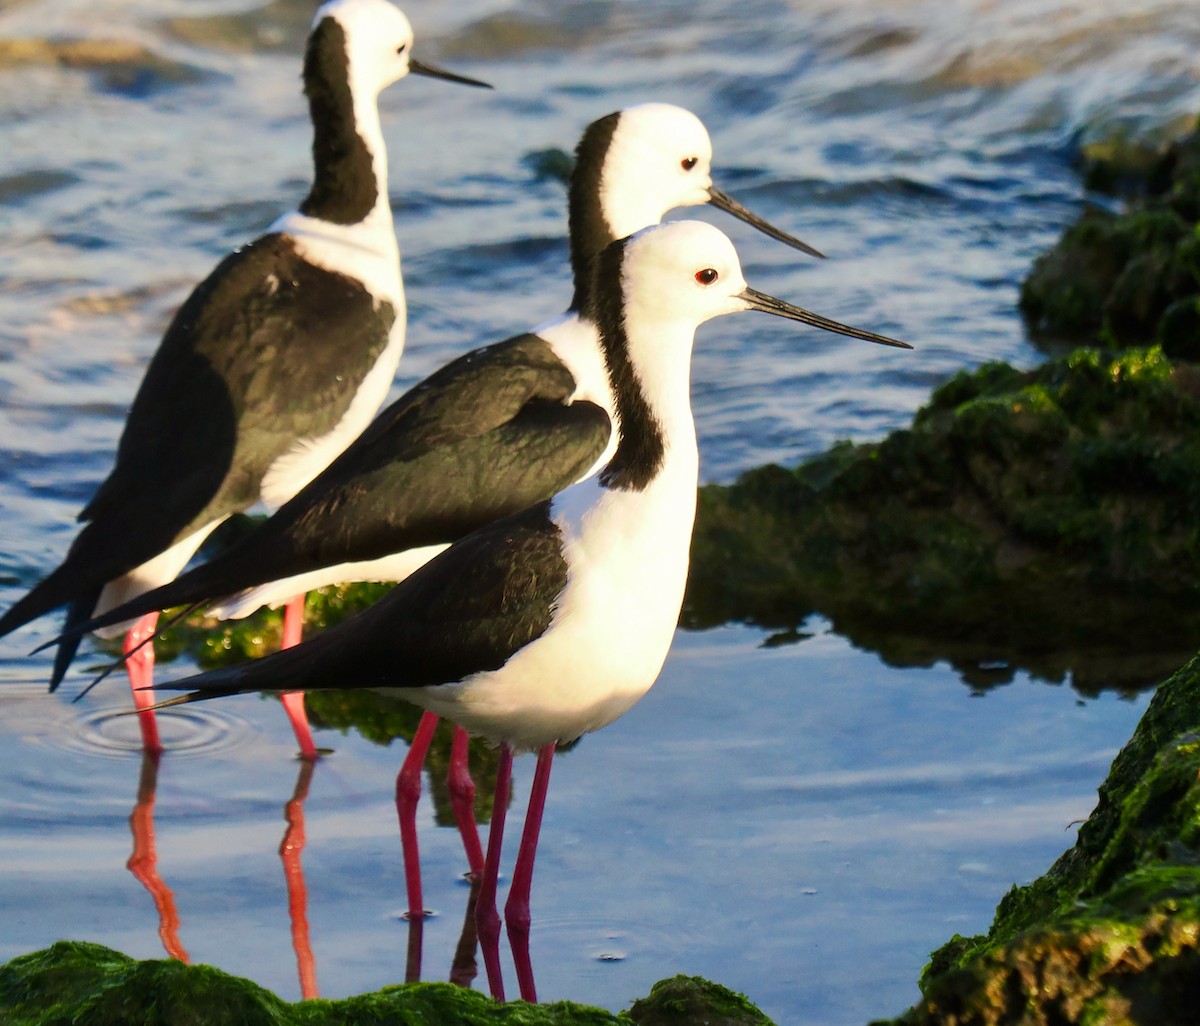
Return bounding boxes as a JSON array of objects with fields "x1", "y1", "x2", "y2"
[
  {"x1": 280, "y1": 760, "x2": 318, "y2": 999},
  {"x1": 126, "y1": 750, "x2": 188, "y2": 964}
]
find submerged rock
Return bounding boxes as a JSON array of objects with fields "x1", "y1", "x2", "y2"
[
  {"x1": 684, "y1": 345, "x2": 1200, "y2": 692},
  {"x1": 0, "y1": 941, "x2": 775, "y2": 1026},
  {"x1": 870, "y1": 654, "x2": 1200, "y2": 1026}
]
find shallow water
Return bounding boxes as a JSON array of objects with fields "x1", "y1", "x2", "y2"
[{"x1": 1, "y1": 0, "x2": 1197, "y2": 1022}]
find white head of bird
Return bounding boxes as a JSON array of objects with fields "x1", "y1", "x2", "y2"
[
  {"x1": 597, "y1": 220, "x2": 910, "y2": 433},
  {"x1": 598, "y1": 104, "x2": 717, "y2": 235},
  {"x1": 314, "y1": 0, "x2": 417, "y2": 97},
  {"x1": 587, "y1": 103, "x2": 822, "y2": 261}
]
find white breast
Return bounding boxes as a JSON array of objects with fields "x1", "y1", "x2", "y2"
[
  {"x1": 259, "y1": 210, "x2": 406, "y2": 510},
  {"x1": 536, "y1": 311, "x2": 619, "y2": 481},
  {"x1": 400, "y1": 442, "x2": 699, "y2": 753}
]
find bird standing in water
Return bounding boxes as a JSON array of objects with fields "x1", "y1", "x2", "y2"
[
  {"x1": 139, "y1": 220, "x2": 911, "y2": 1001},
  {"x1": 0, "y1": 0, "x2": 489, "y2": 756}
]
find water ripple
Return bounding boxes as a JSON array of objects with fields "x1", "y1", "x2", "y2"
[{"x1": 38, "y1": 703, "x2": 257, "y2": 760}]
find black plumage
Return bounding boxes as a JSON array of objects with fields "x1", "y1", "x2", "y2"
[
  {"x1": 63, "y1": 333, "x2": 609, "y2": 634},
  {"x1": 0, "y1": 235, "x2": 394, "y2": 646},
  {"x1": 299, "y1": 18, "x2": 378, "y2": 225},
  {"x1": 150, "y1": 501, "x2": 569, "y2": 701}
]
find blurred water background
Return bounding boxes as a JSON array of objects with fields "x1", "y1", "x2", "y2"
[{"x1": 2, "y1": 1, "x2": 1199, "y2": 1022}]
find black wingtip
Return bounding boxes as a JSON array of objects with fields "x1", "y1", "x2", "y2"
[{"x1": 47, "y1": 592, "x2": 101, "y2": 692}]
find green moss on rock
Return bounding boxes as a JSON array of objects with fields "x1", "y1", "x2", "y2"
[
  {"x1": 0, "y1": 942, "x2": 776, "y2": 1026},
  {"x1": 869, "y1": 656, "x2": 1200, "y2": 1026},
  {"x1": 1020, "y1": 117, "x2": 1200, "y2": 350},
  {"x1": 626, "y1": 976, "x2": 774, "y2": 1026},
  {"x1": 685, "y1": 345, "x2": 1200, "y2": 691}
]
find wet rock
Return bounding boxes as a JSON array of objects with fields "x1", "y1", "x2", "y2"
[
  {"x1": 0, "y1": 941, "x2": 776, "y2": 1026},
  {"x1": 870, "y1": 655, "x2": 1200, "y2": 1026},
  {"x1": 682, "y1": 345, "x2": 1200, "y2": 692},
  {"x1": 1020, "y1": 116, "x2": 1200, "y2": 348},
  {"x1": 627, "y1": 976, "x2": 776, "y2": 1026}
]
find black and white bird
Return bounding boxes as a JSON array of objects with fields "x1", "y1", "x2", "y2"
[
  {"x1": 139, "y1": 219, "x2": 912, "y2": 1002},
  {"x1": 59, "y1": 104, "x2": 823, "y2": 778},
  {"x1": 0, "y1": 0, "x2": 489, "y2": 755}
]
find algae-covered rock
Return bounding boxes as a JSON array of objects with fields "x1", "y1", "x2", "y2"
[
  {"x1": 868, "y1": 655, "x2": 1200, "y2": 1026},
  {"x1": 0, "y1": 941, "x2": 777, "y2": 1026},
  {"x1": 626, "y1": 976, "x2": 774, "y2": 1026},
  {"x1": 684, "y1": 345, "x2": 1200, "y2": 691},
  {"x1": 1019, "y1": 117, "x2": 1200, "y2": 351}
]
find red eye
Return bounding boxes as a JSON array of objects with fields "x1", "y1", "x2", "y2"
[
  {"x1": 681, "y1": 157, "x2": 698, "y2": 171},
  {"x1": 695, "y1": 268, "x2": 718, "y2": 285}
]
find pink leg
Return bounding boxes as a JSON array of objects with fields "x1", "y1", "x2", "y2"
[
  {"x1": 477, "y1": 744, "x2": 513, "y2": 1002},
  {"x1": 506, "y1": 742, "x2": 555, "y2": 1003},
  {"x1": 127, "y1": 749, "x2": 188, "y2": 962},
  {"x1": 395, "y1": 712, "x2": 439, "y2": 921},
  {"x1": 280, "y1": 760, "x2": 318, "y2": 999},
  {"x1": 447, "y1": 726, "x2": 484, "y2": 878},
  {"x1": 280, "y1": 595, "x2": 318, "y2": 761},
  {"x1": 125, "y1": 612, "x2": 162, "y2": 754}
]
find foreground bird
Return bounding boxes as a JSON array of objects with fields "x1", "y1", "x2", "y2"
[
  {"x1": 141, "y1": 220, "x2": 911, "y2": 1001},
  {"x1": 0, "y1": 0, "x2": 489, "y2": 754}
]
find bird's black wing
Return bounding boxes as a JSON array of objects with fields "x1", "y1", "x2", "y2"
[
  {"x1": 0, "y1": 234, "x2": 394, "y2": 638},
  {"x1": 64, "y1": 333, "x2": 610, "y2": 635},
  {"x1": 152, "y1": 501, "x2": 569, "y2": 700}
]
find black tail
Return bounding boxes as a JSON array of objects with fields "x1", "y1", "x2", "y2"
[
  {"x1": 0, "y1": 564, "x2": 88, "y2": 643},
  {"x1": 48, "y1": 590, "x2": 103, "y2": 691},
  {"x1": 45, "y1": 550, "x2": 271, "y2": 647}
]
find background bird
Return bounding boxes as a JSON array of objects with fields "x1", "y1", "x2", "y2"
[{"x1": 0, "y1": 0, "x2": 489, "y2": 755}]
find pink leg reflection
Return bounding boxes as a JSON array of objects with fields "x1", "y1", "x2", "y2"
[
  {"x1": 126, "y1": 749, "x2": 188, "y2": 962},
  {"x1": 449, "y1": 874, "x2": 482, "y2": 989},
  {"x1": 280, "y1": 759, "x2": 318, "y2": 999}
]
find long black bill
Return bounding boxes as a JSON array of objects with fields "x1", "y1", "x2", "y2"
[
  {"x1": 741, "y1": 287, "x2": 912, "y2": 348},
  {"x1": 408, "y1": 58, "x2": 493, "y2": 89},
  {"x1": 708, "y1": 186, "x2": 825, "y2": 260}
]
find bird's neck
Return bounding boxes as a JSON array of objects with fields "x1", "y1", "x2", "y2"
[
  {"x1": 566, "y1": 122, "x2": 669, "y2": 315},
  {"x1": 298, "y1": 18, "x2": 392, "y2": 232},
  {"x1": 598, "y1": 308, "x2": 697, "y2": 495}
]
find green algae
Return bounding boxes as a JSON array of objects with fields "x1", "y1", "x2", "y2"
[
  {"x1": 1019, "y1": 117, "x2": 1200, "y2": 352},
  {"x1": 0, "y1": 942, "x2": 777, "y2": 1026},
  {"x1": 870, "y1": 656, "x2": 1200, "y2": 1026},
  {"x1": 626, "y1": 976, "x2": 774, "y2": 1026},
  {"x1": 684, "y1": 345, "x2": 1200, "y2": 692}
]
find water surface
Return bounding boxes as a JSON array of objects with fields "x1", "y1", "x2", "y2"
[{"x1": 2, "y1": 0, "x2": 1197, "y2": 1022}]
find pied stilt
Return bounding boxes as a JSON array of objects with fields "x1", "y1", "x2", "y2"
[
  {"x1": 140, "y1": 219, "x2": 911, "y2": 1001},
  {"x1": 0, "y1": 0, "x2": 489, "y2": 756}
]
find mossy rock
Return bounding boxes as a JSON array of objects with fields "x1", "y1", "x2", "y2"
[
  {"x1": 1019, "y1": 116, "x2": 1200, "y2": 350},
  {"x1": 0, "y1": 942, "x2": 775, "y2": 1026},
  {"x1": 684, "y1": 345, "x2": 1200, "y2": 691},
  {"x1": 869, "y1": 655, "x2": 1200, "y2": 1026},
  {"x1": 124, "y1": 347, "x2": 1200, "y2": 695}
]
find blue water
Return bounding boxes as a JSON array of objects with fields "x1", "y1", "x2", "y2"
[{"x1": 2, "y1": 0, "x2": 1197, "y2": 1022}]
